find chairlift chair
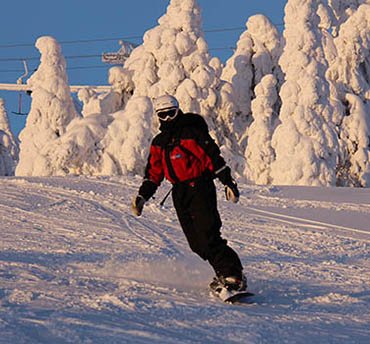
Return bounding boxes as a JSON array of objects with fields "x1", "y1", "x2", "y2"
[{"x1": 102, "y1": 40, "x2": 137, "y2": 65}]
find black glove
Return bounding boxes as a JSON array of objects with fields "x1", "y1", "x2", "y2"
[
  {"x1": 216, "y1": 166, "x2": 239, "y2": 203},
  {"x1": 131, "y1": 195, "x2": 146, "y2": 216},
  {"x1": 138, "y1": 180, "x2": 158, "y2": 201},
  {"x1": 225, "y1": 180, "x2": 239, "y2": 203}
]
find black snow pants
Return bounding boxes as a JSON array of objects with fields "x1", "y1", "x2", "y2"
[{"x1": 172, "y1": 177, "x2": 243, "y2": 278}]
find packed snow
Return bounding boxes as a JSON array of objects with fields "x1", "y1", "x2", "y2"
[{"x1": 0, "y1": 175, "x2": 369, "y2": 343}]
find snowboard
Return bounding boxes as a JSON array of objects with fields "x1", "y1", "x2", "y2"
[{"x1": 211, "y1": 287, "x2": 255, "y2": 303}]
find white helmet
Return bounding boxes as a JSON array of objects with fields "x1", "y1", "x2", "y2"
[{"x1": 153, "y1": 95, "x2": 180, "y2": 121}]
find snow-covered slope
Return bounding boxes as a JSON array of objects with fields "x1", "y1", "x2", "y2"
[{"x1": 0, "y1": 176, "x2": 369, "y2": 343}]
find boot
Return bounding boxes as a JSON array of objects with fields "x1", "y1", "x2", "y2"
[{"x1": 210, "y1": 274, "x2": 247, "y2": 292}]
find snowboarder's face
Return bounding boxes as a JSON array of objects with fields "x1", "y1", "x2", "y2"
[{"x1": 157, "y1": 108, "x2": 179, "y2": 122}]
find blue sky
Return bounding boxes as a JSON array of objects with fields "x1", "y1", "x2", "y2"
[{"x1": 0, "y1": 0, "x2": 287, "y2": 135}]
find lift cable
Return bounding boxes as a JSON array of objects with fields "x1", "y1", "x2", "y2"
[
  {"x1": 0, "y1": 65, "x2": 110, "y2": 73},
  {"x1": 0, "y1": 24, "x2": 284, "y2": 49},
  {"x1": 0, "y1": 45, "x2": 238, "y2": 64}
]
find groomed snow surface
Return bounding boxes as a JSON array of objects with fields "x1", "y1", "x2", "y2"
[{"x1": 0, "y1": 176, "x2": 369, "y2": 343}]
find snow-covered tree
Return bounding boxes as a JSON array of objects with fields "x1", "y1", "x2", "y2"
[
  {"x1": 222, "y1": 30, "x2": 254, "y2": 121},
  {"x1": 122, "y1": 0, "x2": 229, "y2": 136},
  {"x1": 100, "y1": 96, "x2": 153, "y2": 175},
  {"x1": 41, "y1": 65, "x2": 134, "y2": 176},
  {"x1": 328, "y1": 0, "x2": 370, "y2": 34},
  {"x1": 79, "y1": 66, "x2": 133, "y2": 118},
  {"x1": 327, "y1": 4, "x2": 370, "y2": 185},
  {"x1": 43, "y1": 110, "x2": 113, "y2": 176},
  {"x1": 336, "y1": 94, "x2": 370, "y2": 186},
  {"x1": 270, "y1": 0, "x2": 339, "y2": 186},
  {"x1": 316, "y1": 2, "x2": 346, "y2": 129},
  {"x1": 222, "y1": 15, "x2": 282, "y2": 148},
  {"x1": 245, "y1": 15, "x2": 283, "y2": 86},
  {"x1": 244, "y1": 75, "x2": 278, "y2": 184},
  {"x1": 328, "y1": 5, "x2": 370, "y2": 99},
  {"x1": 0, "y1": 99, "x2": 19, "y2": 175},
  {"x1": 15, "y1": 95, "x2": 150, "y2": 177},
  {"x1": 16, "y1": 36, "x2": 79, "y2": 176}
]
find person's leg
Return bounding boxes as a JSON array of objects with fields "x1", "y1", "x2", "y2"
[{"x1": 172, "y1": 180, "x2": 243, "y2": 278}]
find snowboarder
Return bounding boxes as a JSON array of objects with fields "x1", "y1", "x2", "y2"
[{"x1": 132, "y1": 95, "x2": 246, "y2": 292}]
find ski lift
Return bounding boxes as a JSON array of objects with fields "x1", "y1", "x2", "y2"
[
  {"x1": 12, "y1": 61, "x2": 29, "y2": 116},
  {"x1": 102, "y1": 40, "x2": 137, "y2": 65}
]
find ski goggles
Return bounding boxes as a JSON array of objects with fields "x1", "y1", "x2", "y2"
[{"x1": 156, "y1": 108, "x2": 179, "y2": 121}]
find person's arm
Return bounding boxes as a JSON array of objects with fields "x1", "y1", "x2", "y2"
[
  {"x1": 132, "y1": 143, "x2": 164, "y2": 216},
  {"x1": 194, "y1": 117, "x2": 239, "y2": 203},
  {"x1": 140, "y1": 144, "x2": 164, "y2": 199}
]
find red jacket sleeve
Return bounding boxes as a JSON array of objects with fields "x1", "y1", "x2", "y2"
[
  {"x1": 138, "y1": 144, "x2": 164, "y2": 201},
  {"x1": 145, "y1": 145, "x2": 164, "y2": 186}
]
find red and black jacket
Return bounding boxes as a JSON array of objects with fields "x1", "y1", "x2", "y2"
[{"x1": 139, "y1": 112, "x2": 232, "y2": 201}]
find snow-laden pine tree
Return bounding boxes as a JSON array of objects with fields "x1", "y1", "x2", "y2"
[
  {"x1": 100, "y1": 96, "x2": 153, "y2": 175},
  {"x1": 43, "y1": 103, "x2": 113, "y2": 176},
  {"x1": 328, "y1": 0, "x2": 370, "y2": 34},
  {"x1": 16, "y1": 36, "x2": 79, "y2": 176},
  {"x1": 328, "y1": 5, "x2": 370, "y2": 100},
  {"x1": 122, "y1": 0, "x2": 229, "y2": 136},
  {"x1": 222, "y1": 15, "x2": 282, "y2": 149},
  {"x1": 270, "y1": 0, "x2": 339, "y2": 186},
  {"x1": 316, "y1": 2, "x2": 346, "y2": 129},
  {"x1": 244, "y1": 75, "x2": 278, "y2": 184},
  {"x1": 327, "y1": 4, "x2": 370, "y2": 186},
  {"x1": 40, "y1": 66, "x2": 134, "y2": 175},
  {"x1": 78, "y1": 66, "x2": 133, "y2": 118},
  {"x1": 337, "y1": 94, "x2": 370, "y2": 186},
  {"x1": 0, "y1": 99, "x2": 19, "y2": 175}
]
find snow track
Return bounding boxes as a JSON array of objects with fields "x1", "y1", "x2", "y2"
[
  {"x1": 245, "y1": 206, "x2": 370, "y2": 238},
  {"x1": 0, "y1": 176, "x2": 369, "y2": 343}
]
